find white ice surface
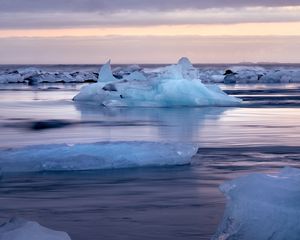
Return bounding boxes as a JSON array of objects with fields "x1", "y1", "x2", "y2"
[
  {"x1": 0, "y1": 218, "x2": 71, "y2": 240},
  {"x1": 213, "y1": 167, "x2": 300, "y2": 240},
  {"x1": 0, "y1": 142, "x2": 197, "y2": 172}
]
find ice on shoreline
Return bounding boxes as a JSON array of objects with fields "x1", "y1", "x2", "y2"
[
  {"x1": 0, "y1": 218, "x2": 71, "y2": 240},
  {"x1": 73, "y1": 58, "x2": 241, "y2": 107},
  {"x1": 213, "y1": 167, "x2": 300, "y2": 240},
  {"x1": 0, "y1": 142, "x2": 197, "y2": 172},
  {"x1": 0, "y1": 59, "x2": 300, "y2": 84},
  {"x1": 0, "y1": 67, "x2": 98, "y2": 84}
]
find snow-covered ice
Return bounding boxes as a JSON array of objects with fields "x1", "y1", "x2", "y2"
[
  {"x1": 213, "y1": 167, "x2": 300, "y2": 240},
  {"x1": 73, "y1": 58, "x2": 241, "y2": 107},
  {"x1": 0, "y1": 142, "x2": 197, "y2": 172},
  {"x1": 0, "y1": 218, "x2": 71, "y2": 240}
]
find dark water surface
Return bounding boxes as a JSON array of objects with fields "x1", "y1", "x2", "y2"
[{"x1": 0, "y1": 83, "x2": 299, "y2": 239}]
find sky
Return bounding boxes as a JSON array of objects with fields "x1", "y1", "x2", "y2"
[{"x1": 0, "y1": 0, "x2": 299, "y2": 64}]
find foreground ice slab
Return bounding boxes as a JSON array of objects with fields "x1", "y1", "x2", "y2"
[
  {"x1": 74, "y1": 58, "x2": 241, "y2": 107},
  {"x1": 213, "y1": 167, "x2": 300, "y2": 240},
  {"x1": 0, "y1": 218, "x2": 71, "y2": 240},
  {"x1": 0, "y1": 142, "x2": 197, "y2": 172}
]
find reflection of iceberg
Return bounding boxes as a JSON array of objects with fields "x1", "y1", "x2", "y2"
[
  {"x1": 74, "y1": 102, "x2": 228, "y2": 142},
  {"x1": 73, "y1": 58, "x2": 241, "y2": 107},
  {"x1": 0, "y1": 142, "x2": 197, "y2": 172},
  {"x1": 213, "y1": 167, "x2": 300, "y2": 240},
  {"x1": 0, "y1": 218, "x2": 71, "y2": 240}
]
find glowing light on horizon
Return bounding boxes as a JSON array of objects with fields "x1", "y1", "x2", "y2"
[{"x1": 0, "y1": 22, "x2": 299, "y2": 38}]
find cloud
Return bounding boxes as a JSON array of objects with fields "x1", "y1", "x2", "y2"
[
  {"x1": 0, "y1": 7, "x2": 300, "y2": 29},
  {"x1": 0, "y1": 0, "x2": 299, "y2": 13}
]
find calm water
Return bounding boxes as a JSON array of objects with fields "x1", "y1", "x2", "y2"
[{"x1": 0, "y1": 83, "x2": 300, "y2": 239}]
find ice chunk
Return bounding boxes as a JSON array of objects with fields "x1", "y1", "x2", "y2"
[
  {"x1": 70, "y1": 71, "x2": 97, "y2": 82},
  {"x1": 0, "y1": 73, "x2": 24, "y2": 83},
  {"x1": 0, "y1": 218, "x2": 71, "y2": 240},
  {"x1": 27, "y1": 72, "x2": 76, "y2": 83},
  {"x1": 123, "y1": 71, "x2": 147, "y2": 81},
  {"x1": 98, "y1": 60, "x2": 118, "y2": 82},
  {"x1": 177, "y1": 57, "x2": 194, "y2": 70},
  {"x1": 0, "y1": 142, "x2": 197, "y2": 172},
  {"x1": 213, "y1": 167, "x2": 300, "y2": 240},
  {"x1": 17, "y1": 67, "x2": 41, "y2": 80},
  {"x1": 210, "y1": 74, "x2": 225, "y2": 83},
  {"x1": 223, "y1": 66, "x2": 264, "y2": 83},
  {"x1": 74, "y1": 59, "x2": 241, "y2": 107},
  {"x1": 157, "y1": 57, "x2": 198, "y2": 80},
  {"x1": 113, "y1": 64, "x2": 142, "y2": 75}
]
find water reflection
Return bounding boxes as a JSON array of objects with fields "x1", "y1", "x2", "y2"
[
  {"x1": 75, "y1": 102, "x2": 228, "y2": 143},
  {"x1": 0, "y1": 166, "x2": 224, "y2": 240}
]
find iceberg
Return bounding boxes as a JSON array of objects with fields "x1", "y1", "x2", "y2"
[
  {"x1": 74, "y1": 58, "x2": 242, "y2": 107},
  {"x1": 0, "y1": 218, "x2": 71, "y2": 240},
  {"x1": 0, "y1": 142, "x2": 197, "y2": 172},
  {"x1": 213, "y1": 167, "x2": 300, "y2": 240}
]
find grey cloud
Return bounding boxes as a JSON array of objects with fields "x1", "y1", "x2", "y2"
[
  {"x1": 0, "y1": 7, "x2": 300, "y2": 29},
  {"x1": 0, "y1": 0, "x2": 299, "y2": 13}
]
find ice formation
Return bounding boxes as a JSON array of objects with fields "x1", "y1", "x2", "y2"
[
  {"x1": 98, "y1": 60, "x2": 118, "y2": 82},
  {"x1": 213, "y1": 167, "x2": 300, "y2": 240},
  {"x1": 73, "y1": 58, "x2": 241, "y2": 107},
  {"x1": 0, "y1": 142, "x2": 197, "y2": 172},
  {"x1": 0, "y1": 218, "x2": 71, "y2": 240}
]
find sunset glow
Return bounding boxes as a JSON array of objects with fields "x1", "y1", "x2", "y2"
[
  {"x1": 0, "y1": 1, "x2": 299, "y2": 63},
  {"x1": 1, "y1": 22, "x2": 300, "y2": 38}
]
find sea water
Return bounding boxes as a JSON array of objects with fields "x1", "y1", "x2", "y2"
[{"x1": 0, "y1": 79, "x2": 299, "y2": 239}]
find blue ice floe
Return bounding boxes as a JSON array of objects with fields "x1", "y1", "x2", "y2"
[
  {"x1": 213, "y1": 167, "x2": 300, "y2": 240},
  {"x1": 0, "y1": 142, "x2": 197, "y2": 172},
  {"x1": 0, "y1": 218, "x2": 71, "y2": 240}
]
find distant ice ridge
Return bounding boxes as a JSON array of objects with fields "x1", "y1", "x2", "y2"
[
  {"x1": 213, "y1": 167, "x2": 300, "y2": 240},
  {"x1": 0, "y1": 218, "x2": 71, "y2": 240},
  {"x1": 0, "y1": 142, "x2": 197, "y2": 172},
  {"x1": 0, "y1": 67, "x2": 98, "y2": 84},
  {"x1": 73, "y1": 58, "x2": 241, "y2": 107},
  {"x1": 0, "y1": 59, "x2": 300, "y2": 84}
]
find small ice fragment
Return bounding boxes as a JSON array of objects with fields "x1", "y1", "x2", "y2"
[{"x1": 0, "y1": 218, "x2": 71, "y2": 240}]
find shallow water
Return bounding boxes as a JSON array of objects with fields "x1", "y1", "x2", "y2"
[{"x1": 0, "y1": 83, "x2": 299, "y2": 239}]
